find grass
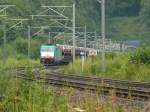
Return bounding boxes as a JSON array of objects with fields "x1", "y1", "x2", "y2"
[
  {"x1": 0, "y1": 55, "x2": 148, "y2": 111},
  {"x1": 61, "y1": 53, "x2": 150, "y2": 82},
  {"x1": 0, "y1": 57, "x2": 144, "y2": 112},
  {"x1": 0, "y1": 69, "x2": 143, "y2": 112},
  {"x1": 0, "y1": 58, "x2": 41, "y2": 70},
  {"x1": 0, "y1": 70, "x2": 68, "y2": 112}
]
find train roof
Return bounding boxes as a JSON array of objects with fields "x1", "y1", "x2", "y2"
[
  {"x1": 41, "y1": 44, "x2": 56, "y2": 47},
  {"x1": 40, "y1": 45, "x2": 57, "y2": 50}
]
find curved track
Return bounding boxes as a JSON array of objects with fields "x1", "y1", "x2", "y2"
[{"x1": 16, "y1": 70, "x2": 150, "y2": 102}]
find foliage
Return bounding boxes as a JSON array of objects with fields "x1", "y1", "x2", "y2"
[
  {"x1": 62, "y1": 52, "x2": 150, "y2": 82},
  {"x1": 0, "y1": 0, "x2": 150, "y2": 47},
  {"x1": 0, "y1": 0, "x2": 149, "y2": 111},
  {"x1": 0, "y1": 70, "x2": 68, "y2": 112},
  {"x1": 15, "y1": 38, "x2": 28, "y2": 56},
  {"x1": 140, "y1": 0, "x2": 150, "y2": 30},
  {"x1": 106, "y1": 0, "x2": 141, "y2": 17},
  {"x1": 0, "y1": 58, "x2": 40, "y2": 70},
  {"x1": 0, "y1": 63, "x2": 143, "y2": 112},
  {"x1": 129, "y1": 48, "x2": 150, "y2": 65},
  {"x1": 15, "y1": 37, "x2": 41, "y2": 59}
]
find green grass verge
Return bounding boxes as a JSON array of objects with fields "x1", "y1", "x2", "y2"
[
  {"x1": 0, "y1": 58, "x2": 41, "y2": 69},
  {"x1": 0, "y1": 68, "x2": 143, "y2": 112},
  {"x1": 62, "y1": 53, "x2": 150, "y2": 82}
]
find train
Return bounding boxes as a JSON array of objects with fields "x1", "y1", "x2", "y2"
[
  {"x1": 40, "y1": 45, "x2": 63, "y2": 64},
  {"x1": 40, "y1": 44, "x2": 98, "y2": 65}
]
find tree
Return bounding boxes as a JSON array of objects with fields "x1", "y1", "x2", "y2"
[{"x1": 140, "y1": 0, "x2": 150, "y2": 30}]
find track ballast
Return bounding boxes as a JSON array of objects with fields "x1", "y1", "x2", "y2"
[{"x1": 17, "y1": 70, "x2": 150, "y2": 102}]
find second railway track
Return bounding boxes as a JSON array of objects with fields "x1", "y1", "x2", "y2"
[{"x1": 16, "y1": 70, "x2": 150, "y2": 102}]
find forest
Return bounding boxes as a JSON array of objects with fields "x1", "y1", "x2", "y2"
[{"x1": 0, "y1": 0, "x2": 150, "y2": 58}]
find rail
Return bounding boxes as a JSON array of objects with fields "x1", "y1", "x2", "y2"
[{"x1": 16, "y1": 70, "x2": 150, "y2": 102}]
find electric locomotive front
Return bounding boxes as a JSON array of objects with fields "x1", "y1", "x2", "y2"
[
  {"x1": 40, "y1": 45, "x2": 63, "y2": 65},
  {"x1": 40, "y1": 45, "x2": 55, "y2": 64}
]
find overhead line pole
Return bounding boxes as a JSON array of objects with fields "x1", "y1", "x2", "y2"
[
  {"x1": 3, "y1": 25, "x2": 6, "y2": 64},
  {"x1": 95, "y1": 31, "x2": 97, "y2": 49},
  {"x1": 0, "y1": 5, "x2": 15, "y2": 64},
  {"x1": 0, "y1": 5, "x2": 15, "y2": 17},
  {"x1": 84, "y1": 25, "x2": 87, "y2": 59},
  {"x1": 72, "y1": 3, "x2": 76, "y2": 62},
  {"x1": 27, "y1": 26, "x2": 46, "y2": 60},
  {"x1": 101, "y1": 0, "x2": 106, "y2": 72},
  {"x1": 49, "y1": 32, "x2": 51, "y2": 44},
  {"x1": 28, "y1": 26, "x2": 31, "y2": 59}
]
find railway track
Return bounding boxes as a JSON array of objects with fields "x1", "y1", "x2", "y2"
[
  {"x1": 3, "y1": 64, "x2": 64, "y2": 71},
  {"x1": 16, "y1": 70, "x2": 150, "y2": 102}
]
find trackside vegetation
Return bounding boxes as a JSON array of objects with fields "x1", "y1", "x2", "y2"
[
  {"x1": 62, "y1": 49, "x2": 150, "y2": 82},
  {"x1": 0, "y1": 65, "x2": 143, "y2": 112},
  {"x1": 0, "y1": 49, "x2": 149, "y2": 111}
]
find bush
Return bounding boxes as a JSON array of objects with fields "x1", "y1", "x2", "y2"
[
  {"x1": 15, "y1": 37, "x2": 28, "y2": 55},
  {"x1": 129, "y1": 48, "x2": 150, "y2": 65},
  {"x1": 106, "y1": 52, "x2": 116, "y2": 59},
  {"x1": 0, "y1": 70, "x2": 68, "y2": 112},
  {"x1": 15, "y1": 37, "x2": 41, "y2": 59}
]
